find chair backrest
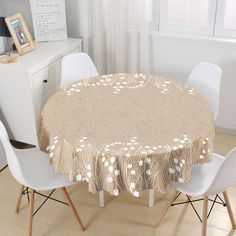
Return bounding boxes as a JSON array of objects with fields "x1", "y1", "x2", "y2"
[
  {"x1": 187, "y1": 62, "x2": 222, "y2": 120},
  {"x1": 60, "y1": 52, "x2": 99, "y2": 87},
  {"x1": 0, "y1": 121, "x2": 27, "y2": 186},
  {"x1": 205, "y1": 148, "x2": 236, "y2": 196}
]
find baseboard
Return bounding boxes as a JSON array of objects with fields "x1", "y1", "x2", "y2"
[{"x1": 216, "y1": 126, "x2": 236, "y2": 135}]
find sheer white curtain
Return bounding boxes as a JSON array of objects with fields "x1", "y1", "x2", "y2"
[{"x1": 82, "y1": 0, "x2": 150, "y2": 74}]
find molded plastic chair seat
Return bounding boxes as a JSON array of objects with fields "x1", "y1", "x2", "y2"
[
  {"x1": 170, "y1": 153, "x2": 224, "y2": 197},
  {"x1": 0, "y1": 120, "x2": 85, "y2": 235},
  {"x1": 149, "y1": 62, "x2": 222, "y2": 207},
  {"x1": 155, "y1": 148, "x2": 236, "y2": 236},
  {"x1": 14, "y1": 148, "x2": 73, "y2": 191}
]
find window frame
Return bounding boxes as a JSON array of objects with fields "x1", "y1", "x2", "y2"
[
  {"x1": 214, "y1": 0, "x2": 236, "y2": 39},
  {"x1": 148, "y1": 0, "x2": 160, "y2": 31}
]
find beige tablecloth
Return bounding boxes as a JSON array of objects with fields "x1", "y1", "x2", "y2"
[{"x1": 38, "y1": 73, "x2": 215, "y2": 197}]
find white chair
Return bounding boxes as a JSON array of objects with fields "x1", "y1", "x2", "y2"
[
  {"x1": 60, "y1": 52, "x2": 99, "y2": 87},
  {"x1": 61, "y1": 52, "x2": 105, "y2": 208},
  {"x1": 0, "y1": 121, "x2": 85, "y2": 236},
  {"x1": 186, "y1": 62, "x2": 222, "y2": 120},
  {"x1": 155, "y1": 148, "x2": 236, "y2": 236},
  {"x1": 0, "y1": 123, "x2": 8, "y2": 171},
  {"x1": 148, "y1": 62, "x2": 222, "y2": 208}
]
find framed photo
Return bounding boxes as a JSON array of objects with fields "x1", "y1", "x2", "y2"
[{"x1": 5, "y1": 13, "x2": 35, "y2": 55}]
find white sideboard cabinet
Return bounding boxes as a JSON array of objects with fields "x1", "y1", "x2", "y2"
[{"x1": 0, "y1": 38, "x2": 82, "y2": 146}]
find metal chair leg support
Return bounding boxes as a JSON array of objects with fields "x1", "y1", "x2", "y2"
[
  {"x1": 216, "y1": 194, "x2": 227, "y2": 206},
  {"x1": 34, "y1": 191, "x2": 69, "y2": 206},
  {"x1": 0, "y1": 164, "x2": 8, "y2": 172},
  {"x1": 207, "y1": 195, "x2": 218, "y2": 219},
  {"x1": 26, "y1": 187, "x2": 30, "y2": 203},
  {"x1": 171, "y1": 193, "x2": 227, "y2": 223},
  {"x1": 186, "y1": 195, "x2": 203, "y2": 223},
  {"x1": 33, "y1": 189, "x2": 55, "y2": 216}
]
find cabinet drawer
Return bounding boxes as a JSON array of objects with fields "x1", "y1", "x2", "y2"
[
  {"x1": 32, "y1": 59, "x2": 61, "y2": 98},
  {"x1": 35, "y1": 85, "x2": 60, "y2": 123}
]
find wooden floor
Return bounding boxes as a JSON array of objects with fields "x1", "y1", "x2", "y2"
[{"x1": 0, "y1": 132, "x2": 236, "y2": 236}]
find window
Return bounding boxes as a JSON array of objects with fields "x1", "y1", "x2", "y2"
[
  {"x1": 152, "y1": 0, "x2": 236, "y2": 39},
  {"x1": 215, "y1": 0, "x2": 236, "y2": 38},
  {"x1": 223, "y1": 0, "x2": 236, "y2": 30},
  {"x1": 166, "y1": 0, "x2": 209, "y2": 26},
  {"x1": 159, "y1": 0, "x2": 218, "y2": 36}
]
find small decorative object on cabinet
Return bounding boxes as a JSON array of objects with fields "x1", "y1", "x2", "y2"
[
  {"x1": 0, "y1": 38, "x2": 82, "y2": 146},
  {"x1": 5, "y1": 13, "x2": 36, "y2": 55}
]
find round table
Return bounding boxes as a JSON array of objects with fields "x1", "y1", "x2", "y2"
[{"x1": 38, "y1": 73, "x2": 215, "y2": 197}]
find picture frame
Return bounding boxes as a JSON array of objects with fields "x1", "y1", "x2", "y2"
[{"x1": 5, "y1": 13, "x2": 35, "y2": 55}]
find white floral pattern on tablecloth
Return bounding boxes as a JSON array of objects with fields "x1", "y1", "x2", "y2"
[
  {"x1": 63, "y1": 73, "x2": 194, "y2": 96},
  {"x1": 39, "y1": 73, "x2": 215, "y2": 197},
  {"x1": 46, "y1": 134, "x2": 213, "y2": 197}
]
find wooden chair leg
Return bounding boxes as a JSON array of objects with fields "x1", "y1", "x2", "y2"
[
  {"x1": 223, "y1": 191, "x2": 236, "y2": 229},
  {"x1": 61, "y1": 187, "x2": 85, "y2": 231},
  {"x1": 155, "y1": 190, "x2": 180, "y2": 227},
  {"x1": 149, "y1": 189, "x2": 155, "y2": 208},
  {"x1": 28, "y1": 189, "x2": 35, "y2": 236},
  {"x1": 15, "y1": 185, "x2": 25, "y2": 213},
  {"x1": 202, "y1": 196, "x2": 208, "y2": 236}
]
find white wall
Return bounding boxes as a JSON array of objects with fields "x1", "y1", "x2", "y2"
[
  {"x1": 0, "y1": 0, "x2": 33, "y2": 33},
  {"x1": 0, "y1": 0, "x2": 33, "y2": 53}
]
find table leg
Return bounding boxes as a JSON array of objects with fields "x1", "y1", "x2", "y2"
[
  {"x1": 149, "y1": 189, "x2": 155, "y2": 207},
  {"x1": 99, "y1": 191, "x2": 104, "y2": 208}
]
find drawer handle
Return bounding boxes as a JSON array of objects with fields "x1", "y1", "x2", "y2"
[{"x1": 43, "y1": 79, "x2": 48, "y2": 84}]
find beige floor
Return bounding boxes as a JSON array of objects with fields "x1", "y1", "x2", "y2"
[{"x1": 0, "y1": 132, "x2": 236, "y2": 236}]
